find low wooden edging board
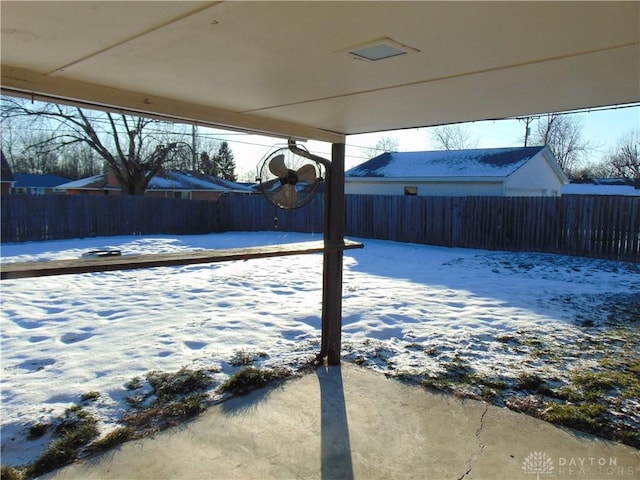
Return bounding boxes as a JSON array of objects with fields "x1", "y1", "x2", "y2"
[{"x1": 0, "y1": 240, "x2": 364, "y2": 280}]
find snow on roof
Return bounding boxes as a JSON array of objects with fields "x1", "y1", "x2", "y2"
[
  {"x1": 56, "y1": 174, "x2": 110, "y2": 189},
  {"x1": 146, "y1": 171, "x2": 254, "y2": 192},
  {"x1": 346, "y1": 146, "x2": 546, "y2": 178},
  {"x1": 562, "y1": 183, "x2": 639, "y2": 196},
  {"x1": 13, "y1": 174, "x2": 71, "y2": 188},
  {"x1": 56, "y1": 170, "x2": 254, "y2": 192},
  {"x1": 147, "y1": 171, "x2": 227, "y2": 191}
]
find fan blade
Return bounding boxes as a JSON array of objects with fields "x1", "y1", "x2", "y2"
[
  {"x1": 268, "y1": 154, "x2": 288, "y2": 178},
  {"x1": 284, "y1": 184, "x2": 297, "y2": 207},
  {"x1": 273, "y1": 184, "x2": 297, "y2": 208},
  {"x1": 296, "y1": 164, "x2": 317, "y2": 183}
]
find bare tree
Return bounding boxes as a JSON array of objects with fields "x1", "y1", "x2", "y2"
[
  {"x1": 364, "y1": 135, "x2": 400, "y2": 159},
  {"x1": 4, "y1": 130, "x2": 59, "y2": 174},
  {"x1": 1, "y1": 96, "x2": 185, "y2": 194},
  {"x1": 531, "y1": 113, "x2": 594, "y2": 175},
  {"x1": 430, "y1": 124, "x2": 479, "y2": 150},
  {"x1": 603, "y1": 130, "x2": 639, "y2": 180}
]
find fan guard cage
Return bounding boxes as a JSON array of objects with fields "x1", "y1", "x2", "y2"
[{"x1": 257, "y1": 146, "x2": 325, "y2": 209}]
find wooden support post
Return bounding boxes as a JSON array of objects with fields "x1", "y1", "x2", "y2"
[{"x1": 320, "y1": 142, "x2": 346, "y2": 365}]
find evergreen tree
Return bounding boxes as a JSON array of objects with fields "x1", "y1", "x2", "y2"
[
  {"x1": 199, "y1": 151, "x2": 219, "y2": 177},
  {"x1": 215, "y1": 141, "x2": 237, "y2": 181}
]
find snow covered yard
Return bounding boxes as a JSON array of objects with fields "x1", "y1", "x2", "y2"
[{"x1": 1, "y1": 231, "x2": 639, "y2": 472}]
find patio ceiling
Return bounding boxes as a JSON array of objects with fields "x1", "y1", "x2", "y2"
[{"x1": 1, "y1": 1, "x2": 639, "y2": 143}]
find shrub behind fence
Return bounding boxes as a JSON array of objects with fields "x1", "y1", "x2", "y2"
[{"x1": 2, "y1": 193, "x2": 638, "y2": 262}]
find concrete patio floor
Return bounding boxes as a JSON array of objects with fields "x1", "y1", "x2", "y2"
[{"x1": 43, "y1": 363, "x2": 639, "y2": 480}]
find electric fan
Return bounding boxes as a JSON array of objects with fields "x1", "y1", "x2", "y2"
[{"x1": 256, "y1": 143, "x2": 326, "y2": 209}]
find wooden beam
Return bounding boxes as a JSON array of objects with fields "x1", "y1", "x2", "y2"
[
  {"x1": 1, "y1": 66, "x2": 346, "y2": 144},
  {"x1": 0, "y1": 240, "x2": 363, "y2": 280}
]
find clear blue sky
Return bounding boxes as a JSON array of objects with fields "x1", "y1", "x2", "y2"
[{"x1": 208, "y1": 104, "x2": 639, "y2": 180}]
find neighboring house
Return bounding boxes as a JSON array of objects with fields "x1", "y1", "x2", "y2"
[
  {"x1": 12, "y1": 174, "x2": 70, "y2": 195},
  {"x1": 345, "y1": 146, "x2": 568, "y2": 197},
  {"x1": 1, "y1": 150, "x2": 15, "y2": 195},
  {"x1": 562, "y1": 178, "x2": 639, "y2": 196},
  {"x1": 55, "y1": 169, "x2": 254, "y2": 200}
]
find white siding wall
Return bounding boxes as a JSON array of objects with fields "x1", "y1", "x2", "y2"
[
  {"x1": 505, "y1": 152, "x2": 564, "y2": 196},
  {"x1": 345, "y1": 180, "x2": 504, "y2": 196}
]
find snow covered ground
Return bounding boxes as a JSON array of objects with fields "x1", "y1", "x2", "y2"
[{"x1": 1, "y1": 231, "x2": 639, "y2": 467}]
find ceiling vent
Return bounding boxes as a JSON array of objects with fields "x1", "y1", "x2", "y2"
[{"x1": 344, "y1": 37, "x2": 420, "y2": 62}]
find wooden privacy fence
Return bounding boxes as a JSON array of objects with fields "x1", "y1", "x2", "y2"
[
  {"x1": 1, "y1": 195, "x2": 221, "y2": 242},
  {"x1": 2, "y1": 194, "x2": 639, "y2": 262},
  {"x1": 343, "y1": 195, "x2": 640, "y2": 262},
  {"x1": 218, "y1": 194, "x2": 324, "y2": 234}
]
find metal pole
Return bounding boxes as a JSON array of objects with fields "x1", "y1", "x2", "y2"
[
  {"x1": 191, "y1": 124, "x2": 197, "y2": 171},
  {"x1": 320, "y1": 142, "x2": 345, "y2": 365}
]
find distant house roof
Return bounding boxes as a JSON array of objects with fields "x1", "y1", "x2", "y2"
[
  {"x1": 345, "y1": 146, "x2": 550, "y2": 179},
  {"x1": 1, "y1": 150, "x2": 15, "y2": 182},
  {"x1": 56, "y1": 174, "x2": 114, "y2": 191},
  {"x1": 563, "y1": 178, "x2": 639, "y2": 196},
  {"x1": 146, "y1": 171, "x2": 253, "y2": 192},
  {"x1": 56, "y1": 170, "x2": 254, "y2": 193},
  {"x1": 13, "y1": 174, "x2": 71, "y2": 188}
]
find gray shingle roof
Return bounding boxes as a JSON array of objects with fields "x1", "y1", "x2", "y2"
[{"x1": 346, "y1": 146, "x2": 546, "y2": 178}]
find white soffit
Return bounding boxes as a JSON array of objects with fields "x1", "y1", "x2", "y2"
[{"x1": 1, "y1": 1, "x2": 639, "y2": 142}]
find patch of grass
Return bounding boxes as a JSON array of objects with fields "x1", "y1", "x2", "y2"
[
  {"x1": 612, "y1": 430, "x2": 640, "y2": 447},
  {"x1": 1, "y1": 465, "x2": 25, "y2": 480},
  {"x1": 124, "y1": 393, "x2": 208, "y2": 434},
  {"x1": 530, "y1": 347, "x2": 555, "y2": 359},
  {"x1": 352, "y1": 356, "x2": 366, "y2": 366},
  {"x1": 218, "y1": 366, "x2": 291, "y2": 395},
  {"x1": 442, "y1": 353, "x2": 476, "y2": 380},
  {"x1": 421, "y1": 376, "x2": 453, "y2": 392},
  {"x1": 54, "y1": 405, "x2": 98, "y2": 437},
  {"x1": 28, "y1": 406, "x2": 99, "y2": 478},
  {"x1": 125, "y1": 394, "x2": 147, "y2": 408},
  {"x1": 125, "y1": 376, "x2": 143, "y2": 390},
  {"x1": 229, "y1": 349, "x2": 256, "y2": 367},
  {"x1": 481, "y1": 386, "x2": 498, "y2": 401},
  {"x1": 518, "y1": 373, "x2": 544, "y2": 391},
  {"x1": 121, "y1": 366, "x2": 217, "y2": 437},
  {"x1": 553, "y1": 386, "x2": 583, "y2": 402},
  {"x1": 495, "y1": 334, "x2": 519, "y2": 344},
  {"x1": 80, "y1": 391, "x2": 100, "y2": 402},
  {"x1": 480, "y1": 377, "x2": 508, "y2": 390},
  {"x1": 146, "y1": 366, "x2": 214, "y2": 401},
  {"x1": 423, "y1": 346, "x2": 439, "y2": 356},
  {"x1": 26, "y1": 423, "x2": 49, "y2": 441},
  {"x1": 573, "y1": 370, "x2": 639, "y2": 397},
  {"x1": 521, "y1": 337, "x2": 543, "y2": 349},
  {"x1": 89, "y1": 427, "x2": 133, "y2": 454},
  {"x1": 421, "y1": 356, "x2": 483, "y2": 394},
  {"x1": 540, "y1": 401, "x2": 607, "y2": 432}
]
